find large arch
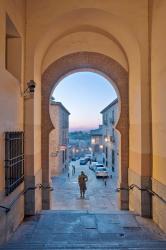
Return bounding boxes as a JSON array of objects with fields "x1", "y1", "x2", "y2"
[{"x1": 41, "y1": 52, "x2": 129, "y2": 210}]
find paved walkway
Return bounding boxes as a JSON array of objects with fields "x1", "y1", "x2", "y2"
[
  {"x1": 1, "y1": 210, "x2": 166, "y2": 249},
  {"x1": 1, "y1": 161, "x2": 166, "y2": 249},
  {"x1": 51, "y1": 160, "x2": 119, "y2": 212}
]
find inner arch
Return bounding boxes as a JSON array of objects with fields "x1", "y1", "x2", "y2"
[
  {"x1": 41, "y1": 52, "x2": 129, "y2": 210},
  {"x1": 50, "y1": 71, "x2": 119, "y2": 132}
]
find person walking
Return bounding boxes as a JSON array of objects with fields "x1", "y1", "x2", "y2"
[
  {"x1": 72, "y1": 165, "x2": 75, "y2": 175},
  {"x1": 78, "y1": 171, "x2": 88, "y2": 199}
]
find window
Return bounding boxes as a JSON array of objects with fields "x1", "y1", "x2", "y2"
[
  {"x1": 112, "y1": 149, "x2": 115, "y2": 165},
  {"x1": 111, "y1": 110, "x2": 115, "y2": 124},
  {"x1": 5, "y1": 132, "x2": 24, "y2": 195},
  {"x1": 62, "y1": 150, "x2": 65, "y2": 164},
  {"x1": 6, "y1": 15, "x2": 21, "y2": 80},
  {"x1": 105, "y1": 146, "x2": 108, "y2": 158}
]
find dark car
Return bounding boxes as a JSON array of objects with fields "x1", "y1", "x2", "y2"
[{"x1": 80, "y1": 158, "x2": 87, "y2": 165}]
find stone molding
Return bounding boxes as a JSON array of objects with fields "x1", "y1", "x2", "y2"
[{"x1": 152, "y1": 178, "x2": 166, "y2": 232}]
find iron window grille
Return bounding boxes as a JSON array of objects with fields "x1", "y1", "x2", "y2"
[{"x1": 5, "y1": 132, "x2": 24, "y2": 195}]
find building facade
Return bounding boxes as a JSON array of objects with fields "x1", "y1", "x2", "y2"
[
  {"x1": 101, "y1": 99, "x2": 119, "y2": 176},
  {"x1": 90, "y1": 125, "x2": 104, "y2": 163},
  {"x1": 49, "y1": 100, "x2": 70, "y2": 176}
]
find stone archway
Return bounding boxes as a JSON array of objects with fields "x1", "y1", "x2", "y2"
[{"x1": 41, "y1": 52, "x2": 129, "y2": 210}]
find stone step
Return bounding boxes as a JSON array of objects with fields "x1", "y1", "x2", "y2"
[{"x1": 1, "y1": 240, "x2": 166, "y2": 250}]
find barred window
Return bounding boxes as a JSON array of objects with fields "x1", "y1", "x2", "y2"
[{"x1": 5, "y1": 132, "x2": 24, "y2": 195}]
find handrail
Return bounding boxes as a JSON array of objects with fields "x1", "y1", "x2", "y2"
[
  {"x1": 116, "y1": 184, "x2": 166, "y2": 204},
  {"x1": 0, "y1": 205, "x2": 10, "y2": 213},
  {"x1": 0, "y1": 184, "x2": 53, "y2": 213}
]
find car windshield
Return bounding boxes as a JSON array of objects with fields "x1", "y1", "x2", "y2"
[
  {"x1": 96, "y1": 167, "x2": 107, "y2": 171},
  {"x1": 96, "y1": 164, "x2": 104, "y2": 168}
]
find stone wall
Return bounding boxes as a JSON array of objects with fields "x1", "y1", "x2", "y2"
[
  {"x1": 0, "y1": 183, "x2": 24, "y2": 244},
  {"x1": 151, "y1": 0, "x2": 166, "y2": 232},
  {"x1": 0, "y1": 0, "x2": 25, "y2": 244},
  {"x1": 152, "y1": 178, "x2": 166, "y2": 232}
]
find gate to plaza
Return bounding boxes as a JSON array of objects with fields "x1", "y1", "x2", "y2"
[{"x1": 41, "y1": 52, "x2": 129, "y2": 210}]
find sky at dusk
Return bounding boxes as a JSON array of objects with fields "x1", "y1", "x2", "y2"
[{"x1": 52, "y1": 72, "x2": 117, "y2": 131}]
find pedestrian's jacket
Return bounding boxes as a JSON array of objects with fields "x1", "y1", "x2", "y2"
[{"x1": 78, "y1": 174, "x2": 88, "y2": 188}]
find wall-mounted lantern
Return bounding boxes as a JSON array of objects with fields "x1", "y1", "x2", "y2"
[{"x1": 23, "y1": 80, "x2": 36, "y2": 97}]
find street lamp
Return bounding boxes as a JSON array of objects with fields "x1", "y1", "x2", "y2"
[
  {"x1": 104, "y1": 137, "x2": 108, "y2": 142},
  {"x1": 104, "y1": 136, "x2": 111, "y2": 143},
  {"x1": 91, "y1": 138, "x2": 95, "y2": 144}
]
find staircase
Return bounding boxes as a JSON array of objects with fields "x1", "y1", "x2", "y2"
[{"x1": 1, "y1": 210, "x2": 166, "y2": 250}]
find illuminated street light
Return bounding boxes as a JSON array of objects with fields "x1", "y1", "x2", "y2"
[
  {"x1": 99, "y1": 145, "x2": 103, "y2": 149},
  {"x1": 104, "y1": 137, "x2": 108, "y2": 142},
  {"x1": 91, "y1": 138, "x2": 95, "y2": 144}
]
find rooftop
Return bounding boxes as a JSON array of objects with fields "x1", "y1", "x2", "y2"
[
  {"x1": 100, "y1": 98, "x2": 118, "y2": 114},
  {"x1": 50, "y1": 100, "x2": 70, "y2": 115},
  {"x1": 90, "y1": 125, "x2": 103, "y2": 136}
]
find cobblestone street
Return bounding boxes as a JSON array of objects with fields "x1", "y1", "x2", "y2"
[{"x1": 51, "y1": 160, "x2": 119, "y2": 212}]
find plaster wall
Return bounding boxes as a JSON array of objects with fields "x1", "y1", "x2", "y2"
[
  {"x1": 49, "y1": 103, "x2": 69, "y2": 176},
  {"x1": 49, "y1": 105, "x2": 60, "y2": 176},
  {"x1": 151, "y1": 0, "x2": 166, "y2": 232},
  {"x1": 102, "y1": 101, "x2": 119, "y2": 176},
  {"x1": 42, "y1": 32, "x2": 128, "y2": 72},
  {"x1": 0, "y1": 1, "x2": 25, "y2": 242}
]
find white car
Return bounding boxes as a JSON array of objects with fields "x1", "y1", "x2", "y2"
[
  {"x1": 95, "y1": 167, "x2": 109, "y2": 178},
  {"x1": 89, "y1": 161, "x2": 98, "y2": 171},
  {"x1": 95, "y1": 163, "x2": 104, "y2": 169}
]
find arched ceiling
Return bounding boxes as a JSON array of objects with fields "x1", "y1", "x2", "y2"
[
  {"x1": 33, "y1": 8, "x2": 141, "y2": 83},
  {"x1": 42, "y1": 31, "x2": 128, "y2": 73}
]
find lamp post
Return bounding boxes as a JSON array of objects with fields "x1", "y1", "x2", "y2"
[{"x1": 91, "y1": 138, "x2": 95, "y2": 144}]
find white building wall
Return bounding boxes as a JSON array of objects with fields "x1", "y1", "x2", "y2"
[
  {"x1": 49, "y1": 102, "x2": 70, "y2": 176},
  {"x1": 101, "y1": 99, "x2": 119, "y2": 176}
]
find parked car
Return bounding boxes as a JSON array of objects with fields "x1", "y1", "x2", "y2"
[
  {"x1": 80, "y1": 158, "x2": 88, "y2": 165},
  {"x1": 72, "y1": 156, "x2": 80, "y2": 161},
  {"x1": 85, "y1": 154, "x2": 92, "y2": 161},
  {"x1": 95, "y1": 167, "x2": 109, "y2": 178},
  {"x1": 89, "y1": 161, "x2": 98, "y2": 171},
  {"x1": 84, "y1": 157, "x2": 90, "y2": 163},
  {"x1": 75, "y1": 156, "x2": 80, "y2": 160},
  {"x1": 95, "y1": 163, "x2": 105, "y2": 169}
]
